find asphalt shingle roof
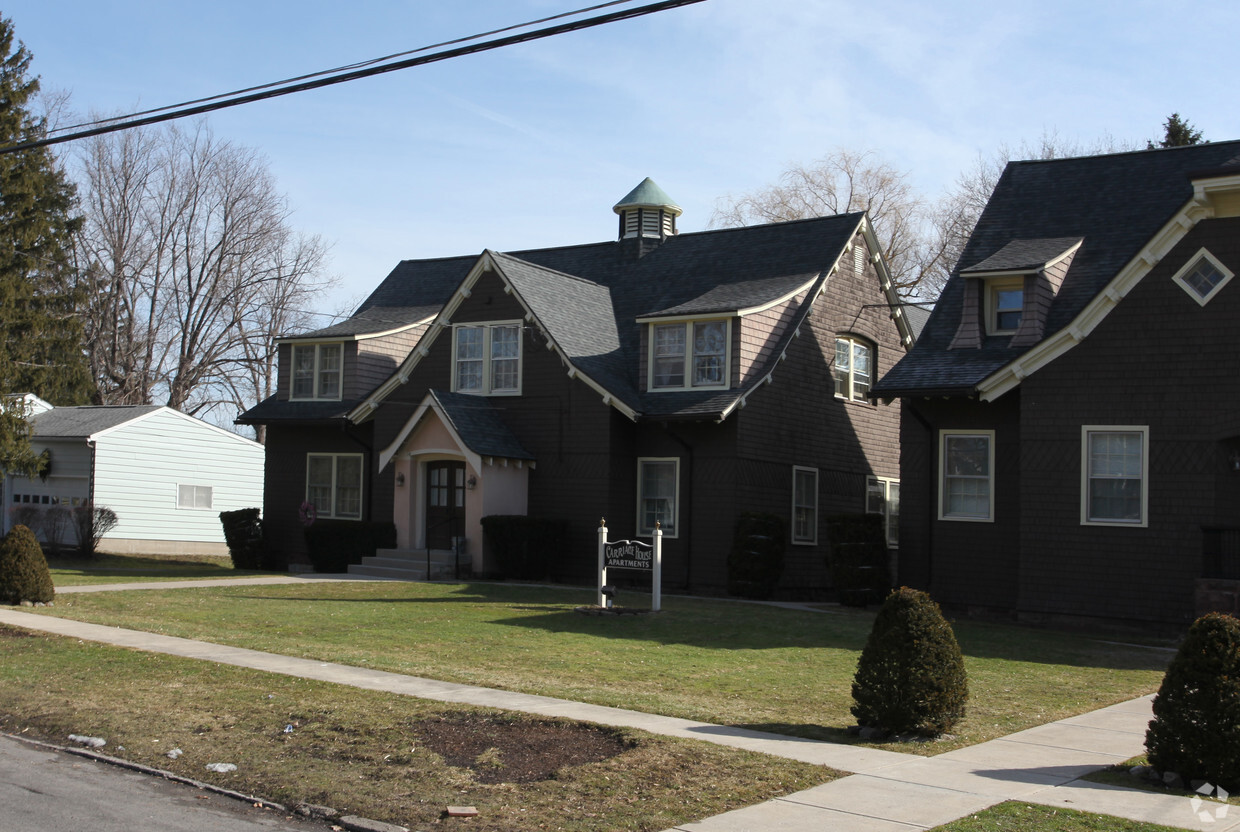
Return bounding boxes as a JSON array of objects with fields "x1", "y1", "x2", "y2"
[
  {"x1": 31, "y1": 405, "x2": 162, "y2": 438},
  {"x1": 235, "y1": 396, "x2": 360, "y2": 424},
  {"x1": 959, "y1": 237, "x2": 1083, "y2": 274},
  {"x1": 430, "y1": 390, "x2": 534, "y2": 461},
  {"x1": 873, "y1": 141, "x2": 1240, "y2": 398}
]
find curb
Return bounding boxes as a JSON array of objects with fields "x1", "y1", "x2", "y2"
[{"x1": 4, "y1": 732, "x2": 406, "y2": 831}]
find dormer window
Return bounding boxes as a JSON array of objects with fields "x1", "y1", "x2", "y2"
[
  {"x1": 649, "y1": 320, "x2": 729, "y2": 390},
  {"x1": 987, "y1": 279, "x2": 1025, "y2": 334},
  {"x1": 291, "y1": 343, "x2": 342, "y2": 400}
]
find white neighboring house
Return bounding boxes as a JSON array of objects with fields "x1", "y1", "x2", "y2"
[{"x1": 2, "y1": 396, "x2": 265, "y2": 555}]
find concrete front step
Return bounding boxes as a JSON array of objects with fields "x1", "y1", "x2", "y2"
[{"x1": 347, "y1": 548, "x2": 471, "y2": 581}]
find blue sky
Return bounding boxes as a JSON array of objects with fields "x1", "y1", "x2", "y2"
[{"x1": 6, "y1": 0, "x2": 1239, "y2": 317}]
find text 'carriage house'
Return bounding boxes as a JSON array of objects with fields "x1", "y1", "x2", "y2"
[{"x1": 238, "y1": 179, "x2": 924, "y2": 594}]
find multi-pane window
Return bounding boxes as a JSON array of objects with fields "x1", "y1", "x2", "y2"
[
  {"x1": 940, "y1": 431, "x2": 994, "y2": 521},
  {"x1": 176, "y1": 484, "x2": 213, "y2": 510},
  {"x1": 306, "y1": 453, "x2": 363, "y2": 520},
  {"x1": 453, "y1": 323, "x2": 522, "y2": 395},
  {"x1": 988, "y1": 280, "x2": 1024, "y2": 334},
  {"x1": 867, "y1": 476, "x2": 900, "y2": 546},
  {"x1": 637, "y1": 458, "x2": 678, "y2": 536},
  {"x1": 649, "y1": 321, "x2": 728, "y2": 390},
  {"x1": 1172, "y1": 249, "x2": 1234, "y2": 306},
  {"x1": 1082, "y1": 427, "x2": 1147, "y2": 525},
  {"x1": 792, "y1": 466, "x2": 818, "y2": 544},
  {"x1": 291, "y1": 343, "x2": 342, "y2": 400},
  {"x1": 834, "y1": 337, "x2": 872, "y2": 401}
]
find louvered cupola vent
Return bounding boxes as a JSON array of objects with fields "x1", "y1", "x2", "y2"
[{"x1": 613, "y1": 177, "x2": 682, "y2": 241}]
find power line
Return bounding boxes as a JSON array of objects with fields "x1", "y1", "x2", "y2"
[{"x1": 1, "y1": 0, "x2": 707, "y2": 155}]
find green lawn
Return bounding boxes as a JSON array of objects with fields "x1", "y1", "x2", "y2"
[
  {"x1": 0, "y1": 625, "x2": 830, "y2": 832},
  {"x1": 46, "y1": 553, "x2": 270, "y2": 584},
  {"x1": 32, "y1": 580, "x2": 1169, "y2": 754},
  {"x1": 931, "y1": 802, "x2": 1192, "y2": 832}
]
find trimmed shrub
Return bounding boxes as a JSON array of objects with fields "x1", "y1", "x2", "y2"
[
  {"x1": 72, "y1": 503, "x2": 117, "y2": 557},
  {"x1": 303, "y1": 520, "x2": 397, "y2": 573},
  {"x1": 219, "y1": 507, "x2": 267, "y2": 570},
  {"x1": 1145, "y1": 612, "x2": 1240, "y2": 791},
  {"x1": 851, "y1": 587, "x2": 968, "y2": 737},
  {"x1": 826, "y1": 513, "x2": 891, "y2": 607},
  {"x1": 0, "y1": 524, "x2": 54, "y2": 604},
  {"x1": 726, "y1": 512, "x2": 786, "y2": 599},
  {"x1": 481, "y1": 515, "x2": 568, "y2": 580}
]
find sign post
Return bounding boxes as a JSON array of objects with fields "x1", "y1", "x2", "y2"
[{"x1": 597, "y1": 518, "x2": 662, "y2": 612}]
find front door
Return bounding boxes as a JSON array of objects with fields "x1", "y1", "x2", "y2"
[{"x1": 425, "y1": 461, "x2": 465, "y2": 550}]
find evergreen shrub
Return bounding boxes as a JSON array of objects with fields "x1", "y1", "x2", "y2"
[
  {"x1": 0, "y1": 524, "x2": 54, "y2": 604},
  {"x1": 303, "y1": 520, "x2": 397, "y2": 573},
  {"x1": 851, "y1": 587, "x2": 968, "y2": 737},
  {"x1": 726, "y1": 512, "x2": 785, "y2": 599},
  {"x1": 826, "y1": 513, "x2": 891, "y2": 606},
  {"x1": 480, "y1": 515, "x2": 568, "y2": 580},
  {"x1": 219, "y1": 507, "x2": 266, "y2": 570},
  {"x1": 1145, "y1": 612, "x2": 1240, "y2": 790}
]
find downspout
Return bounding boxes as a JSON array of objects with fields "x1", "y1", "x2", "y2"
[{"x1": 661, "y1": 426, "x2": 695, "y2": 592}]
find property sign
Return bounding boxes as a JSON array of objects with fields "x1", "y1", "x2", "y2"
[{"x1": 604, "y1": 540, "x2": 653, "y2": 571}]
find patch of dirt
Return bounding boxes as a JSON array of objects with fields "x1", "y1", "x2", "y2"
[
  {"x1": 0, "y1": 626, "x2": 34, "y2": 638},
  {"x1": 412, "y1": 713, "x2": 632, "y2": 784}
]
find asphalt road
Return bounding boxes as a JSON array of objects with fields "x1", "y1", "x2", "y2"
[{"x1": 0, "y1": 735, "x2": 327, "y2": 832}]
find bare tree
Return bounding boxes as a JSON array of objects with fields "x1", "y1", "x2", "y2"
[
  {"x1": 73, "y1": 120, "x2": 334, "y2": 435},
  {"x1": 711, "y1": 149, "x2": 955, "y2": 299}
]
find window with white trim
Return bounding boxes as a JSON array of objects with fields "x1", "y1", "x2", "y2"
[
  {"x1": 649, "y1": 320, "x2": 729, "y2": 390},
  {"x1": 291, "y1": 343, "x2": 342, "y2": 400},
  {"x1": 867, "y1": 476, "x2": 900, "y2": 546},
  {"x1": 1172, "y1": 248, "x2": 1234, "y2": 307},
  {"x1": 834, "y1": 337, "x2": 872, "y2": 401},
  {"x1": 177, "y1": 484, "x2": 213, "y2": 510},
  {"x1": 1081, "y1": 427, "x2": 1147, "y2": 526},
  {"x1": 792, "y1": 466, "x2": 818, "y2": 544},
  {"x1": 986, "y1": 279, "x2": 1024, "y2": 334},
  {"x1": 939, "y1": 430, "x2": 994, "y2": 521},
  {"x1": 306, "y1": 453, "x2": 363, "y2": 520},
  {"x1": 637, "y1": 458, "x2": 678, "y2": 537},
  {"x1": 453, "y1": 322, "x2": 522, "y2": 395}
]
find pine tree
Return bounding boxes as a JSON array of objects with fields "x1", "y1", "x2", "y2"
[
  {"x1": 0, "y1": 16, "x2": 92, "y2": 477},
  {"x1": 1148, "y1": 113, "x2": 1205, "y2": 149}
]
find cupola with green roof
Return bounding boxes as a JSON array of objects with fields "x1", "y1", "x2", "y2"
[{"x1": 613, "y1": 177, "x2": 681, "y2": 241}]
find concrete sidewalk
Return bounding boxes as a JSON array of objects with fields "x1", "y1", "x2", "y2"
[{"x1": 1, "y1": 579, "x2": 1226, "y2": 832}]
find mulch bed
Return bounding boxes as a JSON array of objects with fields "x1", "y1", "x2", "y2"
[{"x1": 412, "y1": 713, "x2": 633, "y2": 784}]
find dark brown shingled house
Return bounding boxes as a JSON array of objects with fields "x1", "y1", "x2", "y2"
[
  {"x1": 871, "y1": 141, "x2": 1240, "y2": 627},
  {"x1": 240, "y1": 179, "x2": 922, "y2": 593}
]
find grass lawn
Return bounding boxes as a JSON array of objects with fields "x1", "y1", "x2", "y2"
[
  {"x1": 46, "y1": 552, "x2": 271, "y2": 585},
  {"x1": 1086, "y1": 757, "x2": 1239, "y2": 805},
  {"x1": 930, "y1": 802, "x2": 1192, "y2": 831},
  {"x1": 0, "y1": 625, "x2": 830, "y2": 832},
  {"x1": 30, "y1": 580, "x2": 1170, "y2": 754}
]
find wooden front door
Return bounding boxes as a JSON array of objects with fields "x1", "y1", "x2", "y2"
[{"x1": 426, "y1": 461, "x2": 465, "y2": 550}]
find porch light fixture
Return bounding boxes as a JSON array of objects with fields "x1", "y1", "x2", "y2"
[
  {"x1": 395, "y1": 472, "x2": 406, "y2": 487},
  {"x1": 467, "y1": 475, "x2": 477, "y2": 490}
]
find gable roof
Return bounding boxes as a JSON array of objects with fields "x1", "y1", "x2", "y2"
[
  {"x1": 350, "y1": 211, "x2": 904, "y2": 424},
  {"x1": 873, "y1": 140, "x2": 1240, "y2": 400},
  {"x1": 30, "y1": 405, "x2": 163, "y2": 438},
  {"x1": 377, "y1": 389, "x2": 534, "y2": 472}
]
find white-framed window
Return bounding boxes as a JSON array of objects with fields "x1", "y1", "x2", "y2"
[
  {"x1": 792, "y1": 466, "x2": 818, "y2": 544},
  {"x1": 1172, "y1": 248, "x2": 1234, "y2": 307},
  {"x1": 290, "y1": 343, "x2": 343, "y2": 401},
  {"x1": 648, "y1": 320, "x2": 729, "y2": 391},
  {"x1": 834, "y1": 336, "x2": 872, "y2": 401},
  {"x1": 177, "y1": 484, "x2": 213, "y2": 510},
  {"x1": 1081, "y1": 426, "x2": 1148, "y2": 526},
  {"x1": 306, "y1": 453, "x2": 363, "y2": 520},
  {"x1": 986, "y1": 278, "x2": 1025, "y2": 334},
  {"x1": 453, "y1": 322, "x2": 522, "y2": 395},
  {"x1": 939, "y1": 430, "x2": 994, "y2": 521},
  {"x1": 867, "y1": 476, "x2": 900, "y2": 546},
  {"x1": 637, "y1": 457, "x2": 679, "y2": 537}
]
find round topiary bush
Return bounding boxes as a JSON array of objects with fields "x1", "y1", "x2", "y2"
[
  {"x1": 1145, "y1": 612, "x2": 1240, "y2": 791},
  {"x1": 0, "y1": 524, "x2": 55, "y2": 605},
  {"x1": 851, "y1": 586, "x2": 968, "y2": 737}
]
